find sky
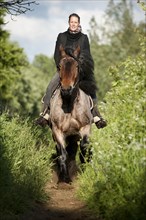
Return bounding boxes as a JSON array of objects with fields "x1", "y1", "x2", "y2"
[{"x1": 4, "y1": 0, "x2": 145, "y2": 62}]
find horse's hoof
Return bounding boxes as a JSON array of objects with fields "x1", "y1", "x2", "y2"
[
  {"x1": 57, "y1": 182, "x2": 74, "y2": 190},
  {"x1": 58, "y1": 177, "x2": 72, "y2": 184}
]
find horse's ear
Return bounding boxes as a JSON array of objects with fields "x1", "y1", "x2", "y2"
[
  {"x1": 74, "y1": 46, "x2": 80, "y2": 58},
  {"x1": 59, "y1": 45, "x2": 66, "y2": 58}
]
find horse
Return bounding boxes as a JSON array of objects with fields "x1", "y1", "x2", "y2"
[{"x1": 50, "y1": 45, "x2": 93, "y2": 183}]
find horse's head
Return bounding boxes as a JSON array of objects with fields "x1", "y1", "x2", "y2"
[{"x1": 59, "y1": 45, "x2": 80, "y2": 96}]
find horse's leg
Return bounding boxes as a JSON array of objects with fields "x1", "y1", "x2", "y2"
[
  {"x1": 66, "y1": 135, "x2": 78, "y2": 161},
  {"x1": 56, "y1": 143, "x2": 71, "y2": 183},
  {"x1": 66, "y1": 135, "x2": 79, "y2": 180},
  {"x1": 79, "y1": 126, "x2": 92, "y2": 164},
  {"x1": 52, "y1": 128, "x2": 71, "y2": 183},
  {"x1": 80, "y1": 135, "x2": 89, "y2": 164}
]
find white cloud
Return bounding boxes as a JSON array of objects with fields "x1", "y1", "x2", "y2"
[
  {"x1": 75, "y1": 8, "x2": 105, "y2": 31},
  {"x1": 6, "y1": 16, "x2": 49, "y2": 41},
  {"x1": 5, "y1": 15, "x2": 58, "y2": 60}
]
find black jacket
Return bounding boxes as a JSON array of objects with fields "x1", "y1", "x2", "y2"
[{"x1": 54, "y1": 30, "x2": 97, "y2": 97}]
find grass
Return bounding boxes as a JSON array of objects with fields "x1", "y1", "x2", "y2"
[{"x1": 0, "y1": 113, "x2": 54, "y2": 218}]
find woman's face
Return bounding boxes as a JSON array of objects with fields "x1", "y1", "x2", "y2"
[{"x1": 69, "y1": 16, "x2": 80, "y2": 32}]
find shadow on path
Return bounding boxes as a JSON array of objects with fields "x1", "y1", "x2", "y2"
[{"x1": 19, "y1": 170, "x2": 99, "y2": 220}]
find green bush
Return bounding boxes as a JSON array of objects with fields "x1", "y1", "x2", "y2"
[
  {"x1": 77, "y1": 36, "x2": 146, "y2": 220},
  {"x1": 0, "y1": 113, "x2": 53, "y2": 217}
]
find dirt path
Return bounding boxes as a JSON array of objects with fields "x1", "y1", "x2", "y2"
[{"x1": 20, "y1": 170, "x2": 99, "y2": 220}]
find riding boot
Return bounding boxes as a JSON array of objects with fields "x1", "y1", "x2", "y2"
[
  {"x1": 35, "y1": 105, "x2": 51, "y2": 127},
  {"x1": 91, "y1": 101, "x2": 107, "y2": 129}
]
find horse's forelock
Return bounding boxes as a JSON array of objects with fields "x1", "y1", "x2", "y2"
[
  {"x1": 65, "y1": 60, "x2": 72, "y2": 73},
  {"x1": 61, "y1": 57, "x2": 77, "y2": 76}
]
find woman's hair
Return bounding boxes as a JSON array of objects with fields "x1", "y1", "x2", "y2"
[{"x1": 68, "y1": 13, "x2": 80, "y2": 23}]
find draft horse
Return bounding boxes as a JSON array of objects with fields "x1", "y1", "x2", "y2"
[{"x1": 50, "y1": 45, "x2": 93, "y2": 183}]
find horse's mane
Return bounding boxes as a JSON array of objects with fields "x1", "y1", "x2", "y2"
[
  {"x1": 78, "y1": 52, "x2": 98, "y2": 97},
  {"x1": 64, "y1": 46, "x2": 98, "y2": 97}
]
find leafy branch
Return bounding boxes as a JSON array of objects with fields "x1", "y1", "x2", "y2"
[
  {"x1": 137, "y1": 0, "x2": 146, "y2": 11},
  {"x1": 0, "y1": 0, "x2": 38, "y2": 16}
]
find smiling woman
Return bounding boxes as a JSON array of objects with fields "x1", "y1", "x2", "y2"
[{"x1": 69, "y1": 13, "x2": 81, "y2": 33}]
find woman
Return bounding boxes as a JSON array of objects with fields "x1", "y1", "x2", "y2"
[{"x1": 36, "y1": 13, "x2": 107, "y2": 129}]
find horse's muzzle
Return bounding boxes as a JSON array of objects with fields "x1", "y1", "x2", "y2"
[{"x1": 61, "y1": 86, "x2": 73, "y2": 96}]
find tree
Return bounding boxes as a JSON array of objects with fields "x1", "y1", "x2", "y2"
[
  {"x1": 0, "y1": 7, "x2": 29, "y2": 113},
  {"x1": 88, "y1": 17, "x2": 99, "y2": 47},
  {"x1": 104, "y1": 0, "x2": 144, "y2": 59},
  {"x1": 88, "y1": 17, "x2": 113, "y2": 100},
  {"x1": 0, "y1": 6, "x2": 57, "y2": 116},
  {"x1": 0, "y1": 0, "x2": 38, "y2": 16},
  {"x1": 88, "y1": 0, "x2": 145, "y2": 100},
  {"x1": 32, "y1": 54, "x2": 56, "y2": 80}
]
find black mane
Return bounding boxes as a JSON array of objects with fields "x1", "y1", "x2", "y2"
[
  {"x1": 78, "y1": 52, "x2": 98, "y2": 97},
  {"x1": 65, "y1": 45, "x2": 98, "y2": 98}
]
